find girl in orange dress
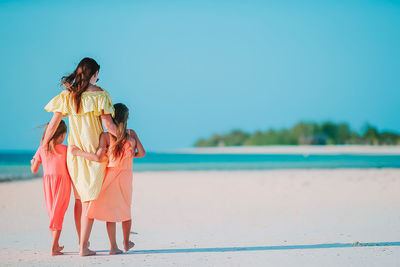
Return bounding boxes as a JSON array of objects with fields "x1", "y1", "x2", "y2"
[
  {"x1": 71, "y1": 103, "x2": 145, "y2": 254},
  {"x1": 31, "y1": 120, "x2": 71, "y2": 256}
]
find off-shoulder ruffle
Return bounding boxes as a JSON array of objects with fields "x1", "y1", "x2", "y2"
[{"x1": 44, "y1": 89, "x2": 115, "y2": 117}]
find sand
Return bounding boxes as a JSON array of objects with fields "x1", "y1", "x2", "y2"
[{"x1": 0, "y1": 169, "x2": 399, "y2": 266}]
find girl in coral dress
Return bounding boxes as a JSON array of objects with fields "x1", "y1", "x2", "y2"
[
  {"x1": 31, "y1": 120, "x2": 71, "y2": 256},
  {"x1": 71, "y1": 103, "x2": 145, "y2": 254}
]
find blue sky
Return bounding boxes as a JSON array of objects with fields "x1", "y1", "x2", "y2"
[{"x1": 0, "y1": 0, "x2": 399, "y2": 151}]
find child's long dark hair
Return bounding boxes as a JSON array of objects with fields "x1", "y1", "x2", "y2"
[
  {"x1": 110, "y1": 103, "x2": 130, "y2": 159},
  {"x1": 61, "y1": 57, "x2": 100, "y2": 113},
  {"x1": 41, "y1": 120, "x2": 67, "y2": 153}
]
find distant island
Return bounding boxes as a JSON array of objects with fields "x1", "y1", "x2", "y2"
[{"x1": 195, "y1": 122, "x2": 400, "y2": 147}]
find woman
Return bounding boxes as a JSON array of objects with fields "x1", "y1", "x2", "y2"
[{"x1": 42, "y1": 57, "x2": 117, "y2": 256}]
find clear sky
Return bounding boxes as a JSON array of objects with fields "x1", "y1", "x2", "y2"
[{"x1": 0, "y1": 0, "x2": 399, "y2": 151}]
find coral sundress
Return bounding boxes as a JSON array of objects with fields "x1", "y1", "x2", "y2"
[
  {"x1": 44, "y1": 89, "x2": 114, "y2": 202},
  {"x1": 86, "y1": 135, "x2": 134, "y2": 222},
  {"x1": 33, "y1": 144, "x2": 71, "y2": 230}
]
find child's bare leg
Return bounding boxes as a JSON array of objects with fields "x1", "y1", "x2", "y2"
[
  {"x1": 79, "y1": 202, "x2": 95, "y2": 256},
  {"x1": 51, "y1": 230, "x2": 64, "y2": 256},
  {"x1": 74, "y1": 199, "x2": 82, "y2": 244},
  {"x1": 122, "y1": 219, "x2": 135, "y2": 252},
  {"x1": 106, "y1": 222, "x2": 122, "y2": 254}
]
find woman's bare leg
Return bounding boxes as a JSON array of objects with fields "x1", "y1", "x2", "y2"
[
  {"x1": 106, "y1": 222, "x2": 122, "y2": 254},
  {"x1": 122, "y1": 219, "x2": 134, "y2": 252},
  {"x1": 51, "y1": 230, "x2": 63, "y2": 256},
  {"x1": 79, "y1": 202, "x2": 95, "y2": 256},
  {"x1": 74, "y1": 199, "x2": 82, "y2": 244}
]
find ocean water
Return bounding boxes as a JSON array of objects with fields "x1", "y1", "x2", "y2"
[{"x1": 1, "y1": 150, "x2": 400, "y2": 182}]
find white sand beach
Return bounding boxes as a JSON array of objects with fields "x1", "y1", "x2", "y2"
[{"x1": 1, "y1": 169, "x2": 400, "y2": 266}]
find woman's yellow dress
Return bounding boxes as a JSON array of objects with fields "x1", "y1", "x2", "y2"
[{"x1": 44, "y1": 89, "x2": 114, "y2": 202}]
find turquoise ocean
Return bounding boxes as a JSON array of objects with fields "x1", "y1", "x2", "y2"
[{"x1": 1, "y1": 150, "x2": 400, "y2": 182}]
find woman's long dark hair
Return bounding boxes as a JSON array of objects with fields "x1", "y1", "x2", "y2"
[
  {"x1": 61, "y1": 57, "x2": 100, "y2": 113},
  {"x1": 110, "y1": 103, "x2": 130, "y2": 159}
]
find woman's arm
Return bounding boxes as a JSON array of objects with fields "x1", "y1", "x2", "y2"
[
  {"x1": 101, "y1": 112, "x2": 117, "y2": 137},
  {"x1": 130, "y1": 130, "x2": 146, "y2": 158},
  {"x1": 42, "y1": 112, "x2": 63, "y2": 148},
  {"x1": 71, "y1": 133, "x2": 109, "y2": 162}
]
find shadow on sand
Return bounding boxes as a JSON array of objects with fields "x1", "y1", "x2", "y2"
[{"x1": 124, "y1": 241, "x2": 400, "y2": 255}]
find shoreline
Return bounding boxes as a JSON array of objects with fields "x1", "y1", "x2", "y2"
[
  {"x1": 3, "y1": 165, "x2": 400, "y2": 183},
  {"x1": 4, "y1": 145, "x2": 400, "y2": 156},
  {"x1": 177, "y1": 145, "x2": 400, "y2": 155}
]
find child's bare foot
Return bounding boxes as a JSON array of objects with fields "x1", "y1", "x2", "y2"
[
  {"x1": 80, "y1": 247, "x2": 96, "y2": 256},
  {"x1": 124, "y1": 240, "x2": 135, "y2": 252},
  {"x1": 51, "y1": 250, "x2": 64, "y2": 256},
  {"x1": 55, "y1": 245, "x2": 64, "y2": 252},
  {"x1": 109, "y1": 247, "x2": 123, "y2": 255}
]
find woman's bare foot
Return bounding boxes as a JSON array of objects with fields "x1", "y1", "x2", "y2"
[
  {"x1": 124, "y1": 240, "x2": 135, "y2": 252},
  {"x1": 51, "y1": 250, "x2": 64, "y2": 256},
  {"x1": 109, "y1": 247, "x2": 123, "y2": 255},
  {"x1": 80, "y1": 247, "x2": 96, "y2": 256},
  {"x1": 79, "y1": 241, "x2": 90, "y2": 247}
]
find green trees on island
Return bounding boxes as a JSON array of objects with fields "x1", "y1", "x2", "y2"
[{"x1": 195, "y1": 122, "x2": 400, "y2": 147}]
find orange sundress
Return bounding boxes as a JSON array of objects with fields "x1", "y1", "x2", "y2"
[
  {"x1": 33, "y1": 144, "x2": 71, "y2": 230},
  {"x1": 86, "y1": 136, "x2": 134, "y2": 222}
]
